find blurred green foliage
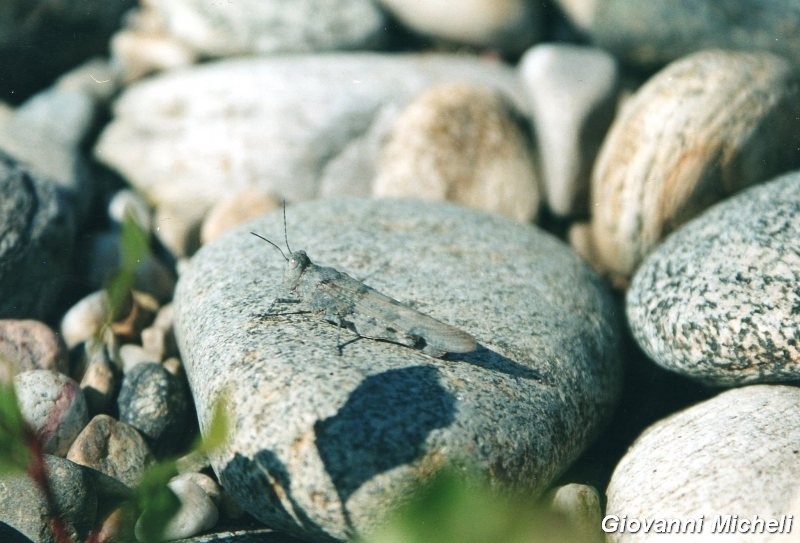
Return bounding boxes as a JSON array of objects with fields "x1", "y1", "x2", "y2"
[
  {"x1": 0, "y1": 376, "x2": 30, "y2": 476},
  {"x1": 104, "y1": 214, "x2": 150, "y2": 323}
]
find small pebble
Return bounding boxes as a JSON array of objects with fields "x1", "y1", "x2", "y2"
[
  {"x1": 374, "y1": 83, "x2": 540, "y2": 223},
  {"x1": 200, "y1": 187, "x2": 279, "y2": 245},
  {"x1": 67, "y1": 414, "x2": 154, "y2": 487},
  {"x1": 108, "y1": 188, "x2": 153, "y2": 231},
  {"x1": 162, "y1": 356, "x2": 184, "y2": 378},
  {"x1": 172, "y1": 472, "x2": 222, "y2": 506},
  {"x1": 119, "y1": 343, "x2": 159, "y2": 374},
  {"x1": 544, "y1": 483, "x2": 604, "y2": 543},
  {"x1": 136, "y1": 476, "x2": 219, "y2": 541},
  {"x1": 60, "y1": 290, "x2": 110, "y2": 350},
  {"x1": 117, "y1": 362, "x2": 191, "y2": 454},
  {"x1": 14, "y1": 370, "x2": 89, "y2": 456},
  {"x1": 80, "y1": 348, "x2": 117, "y2": 416},
  {"x1": 111, "y1": 291, "x2": 160, "y2": 344},
  {"x1": 0, "y1": 319, "x2": 68, "y2": 382}
]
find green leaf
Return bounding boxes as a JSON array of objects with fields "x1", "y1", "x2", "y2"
[
  {"x1": 196, "y1": 396, "x2": 229, "y2": 455},
  {"x1": 120, "y1": 215, "x2": 150, "y2": 272},
  {"x1": 134, "y1": 459, "x2": 180, "y2": 543},
  {"x1": 0, "y1": 381, "x2": 31, "y2": 475}
]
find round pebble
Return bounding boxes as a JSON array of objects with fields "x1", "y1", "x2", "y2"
[
  {"x1": 373, "y1": 83, "x2": 540, "y2": 223},
  {"x1": 117, "y1": 362, "x2": 191, "y2": 454},
  {"x1": 589, "y1": 49, "x2": 800, "y2": 282},
  {"x1": 200, "y1": 188, "x2": 279, "y2": 245},
  {"x1": 14, "y1": 370, "x2": 89, "y2": 456},
  {"x1": 627, "y1": 171, "x2": 800, "y2": 385},
  {"x1": 136, "y1": 476, "x2": 219, "y2": 541},
  {"x1": 67, "y1": 414, "x2": 154, "y2": 487},
  {"x1": 0, "y1": 319, "x2": 68, "y2": 382},
  {"x1": 119, "y1": 343, "x2": 159, "y2": 374},
  {"x1": 606, "y1": 385, "x2": 800, "y2": 543},
  {"x1": 175, "y1": 198, "x2": 622, "y2": 540}
]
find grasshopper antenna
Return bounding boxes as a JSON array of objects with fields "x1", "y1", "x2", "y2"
[
  {"x1": 282, "y1": 199, "x2": 292, "y2": 255},
  {"x1": 251, "y1": 232, "x2": 289, "y2": 262}
]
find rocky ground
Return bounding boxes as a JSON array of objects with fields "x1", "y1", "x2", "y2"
[{"x1": 0, "y1": 1, "x2": 799, "y2": 542}]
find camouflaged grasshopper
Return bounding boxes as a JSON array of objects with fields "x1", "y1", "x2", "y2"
[{"x1": 251, "y1": 207, "x2": 476, "y2": 358}]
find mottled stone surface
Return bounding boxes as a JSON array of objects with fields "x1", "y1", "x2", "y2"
[
  {"x1": 373, "y1": 83, "x2": 540, "y2": 223},
  {"x1": 377, "y1": 0, "x2": 540, "y2": 53},
  {"x1": 117, "y1": 362, "x2": 191, "y2": 454},
  {"x1": 555, "y1": 0, "x2": 800, "y2": 68},
  {"x1": 0, "y1": 455, "x2": 97, "y2": 543},
  {"x1": 139, "y1": 0, "x2": 387, "y2": 58},
  {"x1": 0, "y1": 151, "x2": 75, "y2": 320},
  {"x1": 175, "y1": 199, "x2": 622, "y2": 541},
  {"x1": 606, "y1": 385, "x2": 800, "y2": 543},
  {"x1": 95, "y1": 54, "x2": 527, "y2": 252},
  {"x1": 0, "y1": 320, "x2": 68, "y2": 382},
  {"x1": 519, "y1": 44, "x2": 618, "y2": 217},
  {"x1": 627, "y1": 172, "x2": 800, "y2": 386},
  {"x1": 589, "y1": 50, "x2": 800, "y2": 282},
  {"x1": 14, "y1": 370, "x2": 89, "y2": 456},
  {"x1": 67, "y1": 414, "x2": 154, "y2": 487}
]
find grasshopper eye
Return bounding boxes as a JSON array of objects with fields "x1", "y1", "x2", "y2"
[{"x1": 289, "y1": 257, "x2": 299, "y2": 269}]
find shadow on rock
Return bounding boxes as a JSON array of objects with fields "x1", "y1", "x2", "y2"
[
  {"x1": 314, "y1": 365, "x2": 456, "y2": 529},
  {"x1": 446, "y1": 343, "x2": 546, "y2": 382}
]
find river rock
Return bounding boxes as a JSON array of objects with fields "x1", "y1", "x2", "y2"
[
  {"x1": 519, "y1": 44, "x2": 618, "y2": 217},
  {"x1": 606, "y1": 385, "x2": 800, "y2": 543},
  {"x1": 174, "y1": 199, "x2": 622, "y2": 541},
  {"x1": 117, "y1": 362, "x2": 191, "y2": 455},
  {"x1": 0, "y1": 320, "x2": 68, "y2": 382},
  {"x1": 95, "y1": 54, "x2": 527, "y2": 254},
  {"x1": 555, "y1": 0, "x2": 800, "y2": 68},
  {"x1": 377, "y1": 0, "x2": 540, "y2": 54},
  {"x1": 588, "y1": 50, "x2": 800, "y2": 283},
  {"x1": 67, "y1": 414, "x2": 153, "y2": 487},
  {"x1": 132, "y1": 0, "x2": 387, "y2": 60},
  {"x1": 627, "y1": 171, "x2": 800, "y2": 386},
  {"x1": 0, "y1": 151, "x2": 75, "y2": 320},
  {"x1": 373, "y1": 83, "x2": 539, "y2": 223},
  {"x1": 14, "y1": 370, "x2": 89, "y2": 456},
  {"x1": 0, "y1": 455, "x2": 97, "y2": 543}
]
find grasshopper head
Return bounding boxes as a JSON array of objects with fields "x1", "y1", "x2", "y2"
[{"x1": 284, "y1": 250, "x2": 310, "y2": 289}]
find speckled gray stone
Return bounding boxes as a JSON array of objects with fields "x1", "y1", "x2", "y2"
[
  {"x1": 117, "y1": 362, "x2": 191, "y2": 455},
  {"x1": 14, "y1": 370, "x2": 89, "y2": 456},
  {"x1": 627, "y1": 171, "x2": 800, "y2": 386},
  {"x1": 174, "y1": 199, "x2": 622, "y2": 541},
  {"x1": 0, "y1": 455, "x2": 97, "y2": 543},
  {"x1": 0, "y1": 320, "x2": 68, "y2": 382},
  {"x1": 0, "y1": 151, "x2": 75, "y2": 320},
  {"x1": 606, "y1": 385, "x2": 800, "y2": 543}
]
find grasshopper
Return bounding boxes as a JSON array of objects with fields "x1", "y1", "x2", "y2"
[{"x1": 251, "y1": 207, "x2": 476, "y2": 358}]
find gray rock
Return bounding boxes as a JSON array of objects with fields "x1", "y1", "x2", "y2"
[
  {"x1": 0, "y1": 320, "x2": 68, "y2": 382},
  {"x1": 627, "y1": 171, "x2": 800, "y2": 386},
  {"x1": 139, "y1": 0, "x2": 388, "y2": 58},
  {"x1": 606, "y1": 385, "x2": 800, "y2": 543},
  {"x1": 14, "y1": 370, "x2": 89, "y2": 456},
  {"x1": 95, "y1": 54, "x2": 527, "y2": 254},
  {"x1": 67, "y1": 414, "x2": 154, "y2": 487},
  {"x1": 174, "y1": 199, "x2": 623, "y2": 541},
  {"x1": 377, "y1": 0, "x2": 540, "y2": 54},
  {"x1": 555, "y1": 0, "x2": 800, "y2": 68},
  {"x1": 0, "y1": 151, "x2": 75, "y2": 320},
  {"x1": 519, "y1": 44, "x2": 618, "y2": 217},
  {"x1": 117, "y1": 362, "x2": 191, "y2": 454},
  {"x1": 0, "y1": 0, "x2": 132, "y2": 102},
  {"x1": 0, "y1": 455, "x2": 97, "y2": 543}
]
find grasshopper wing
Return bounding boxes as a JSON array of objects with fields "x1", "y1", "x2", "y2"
[{"x1": 319, "y1": 275, "x2": 477, "y2": 355}]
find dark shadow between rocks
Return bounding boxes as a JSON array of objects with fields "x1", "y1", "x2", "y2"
[
  {"x1": 445, "y1": 343, "x2": 546, "y2": 382},
  {"x1": 314, "y1": 365, "x2": 456, "y2": 530},
  {"x1": 0, "y1": 522, "x2": 33, "y2": 543}
]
